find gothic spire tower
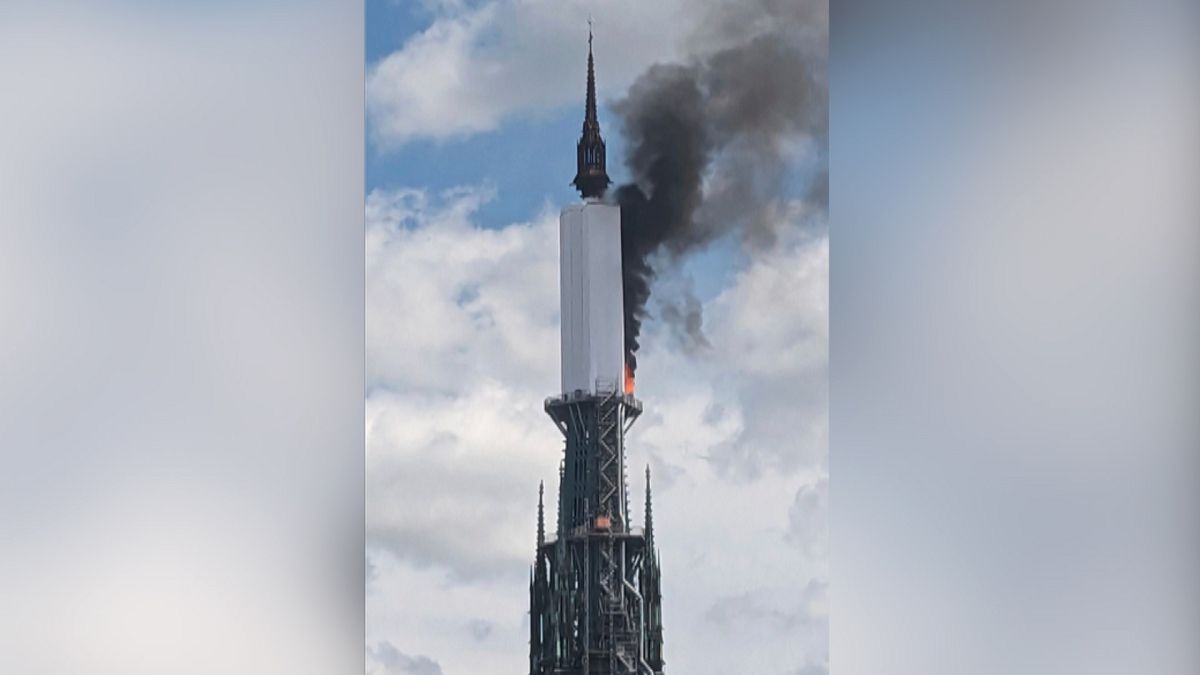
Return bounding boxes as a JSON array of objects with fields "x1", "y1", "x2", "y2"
[
  {"x1": 572, "y1": 27, "x2": 611, "y2": 199},
  {"x1": 529, "y1": 32, "x2": 666, "y2": 675}
]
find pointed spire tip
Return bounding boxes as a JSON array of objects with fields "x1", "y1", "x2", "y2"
[{"x1": 573, "y1": 22, "x2": 609, "y2": 198}]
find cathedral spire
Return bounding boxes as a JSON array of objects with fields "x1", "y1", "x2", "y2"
[
  {"x1": 572, "y1": 24, "x2": 610, "y2": 199},
  {"x1": 585, "y1": 24, "x2": 598, "y2": 131}
]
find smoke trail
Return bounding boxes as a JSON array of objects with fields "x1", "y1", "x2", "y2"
[
  {"x1": 658, "y1": 289, "x2": 712, "y2": 355},
  {"x1": 612, "y1": 1, "x2": 827, "y2": 374}
]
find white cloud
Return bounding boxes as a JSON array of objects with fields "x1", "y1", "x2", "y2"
[
  {"x1": 711, "y1": 229, "x2": 828, "y2": 378},
  {"x1": 366, "y1": 185, "x2": 562, "y2": 580},
  {"x1": 624, "y1": 223, "x2": 829, "y2": 674},
  {"x1": 367, "y1": 640, "x2": 444, "y2": 675},
  {"x1": 367, "y1": 383, "x2": 557, "y2": 579},
  {"x1": 366, "y1": 0, "x2": 691, "y2": 147},
  {"x1": 366, "y1": 551, "x2": 532, "y2": 674},
  {"x1": 366, "y1": 184, "x2": 560, "y2": 394},
  {"x1": 1, "y1": 4, "x2": 362, "y2": 673},
  {"x1": 703, "y1": 228, "x2": 829, "y2": 477},
  {"x1": 788, "y1": 473, "x2": 830, "y2": 562},
  {"x1": 634, "y1": 224, "x2": 829, "y2": 480}
]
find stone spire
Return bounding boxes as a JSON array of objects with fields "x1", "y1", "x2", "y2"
[
  {"x1": 644, "y1": 465, "x2": 655, "y2": 550},
  {"x1": 571, "y1": 25, "x2": 610, "y2": 199},
  {"x1": 536, "y1": 480, "x2": 545, "y2": 549},
  {"x1": 556, "y1": 462, "x2": 565, "y2": 538},
  {"x1": 585, "y1": 27, "x2": 599, "y2": 131}
]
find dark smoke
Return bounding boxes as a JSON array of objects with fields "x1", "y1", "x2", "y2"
[
  {"x1": 611, "y1": 1, "x2": 827, "y2": 374},
  {"x1": 658, "y1": 289, "x2": 712, "y2": 355}
]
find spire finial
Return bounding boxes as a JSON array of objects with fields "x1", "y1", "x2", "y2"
[
  {"x1": 572, "y1": 23, "x2": 609, "y2": 199},
  {"x1": 536, "y1": 481, "x2": 546, "y2": 549},
  {"x1": 585, "y1": 30, "x2": 598, "y2": 128}
]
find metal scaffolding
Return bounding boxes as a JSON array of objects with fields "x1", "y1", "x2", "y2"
[{"x1": 531, "y1": 383, "x2": 664, "y2": 675}]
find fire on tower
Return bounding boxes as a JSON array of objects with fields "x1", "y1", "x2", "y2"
[{"x1": 528, "y1": 30, "x2": 666, "y2": 675}]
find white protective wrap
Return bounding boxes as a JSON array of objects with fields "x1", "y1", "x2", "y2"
[{"x1": 559, "y1": 200, "x2": 625, "y2": 395}]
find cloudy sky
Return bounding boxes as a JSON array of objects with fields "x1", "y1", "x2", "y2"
[{"x1": 365, "y1": 2, "x2": 827, "y2": 674}]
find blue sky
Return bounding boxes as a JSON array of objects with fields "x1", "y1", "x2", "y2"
[
  {"x1": 367, "y1": 1, "x2": 589, "y2": 229},
  {"x1": 364, "y1": 0, "x2": 749, "y2": 298},
  {"x1": 368, "y1": 107, "x2": 594, "y2": 229}
]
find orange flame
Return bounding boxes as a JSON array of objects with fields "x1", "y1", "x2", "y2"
[{"x1": 624, "y1": 362, "x2": 635, "y2": 394}]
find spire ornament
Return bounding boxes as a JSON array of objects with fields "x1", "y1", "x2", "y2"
[
  {"x1": 645, "y1": 465, "x2": 655, "y2": 550},
  {"x1": 572, "y1": 27, "x2": 610, "y2": 199},
  {"x1": 536, "y1": 480, "x2": 545, "y2": 549}
]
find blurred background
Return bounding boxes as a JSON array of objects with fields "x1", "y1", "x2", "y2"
[
  {"x1": 0, "y1": 2, "x2": 363, "y2": 673},
  {"x1": 832, "y1": 1, "x2": 1199, "y2": 674}
]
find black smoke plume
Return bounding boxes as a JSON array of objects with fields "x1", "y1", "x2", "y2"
[{"x1": 611, "y1": 1, "x2": 827, "y2": 375}]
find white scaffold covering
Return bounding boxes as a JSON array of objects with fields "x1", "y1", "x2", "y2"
[{"x1": 558, "y1": 200, "x2": 625, "y2": 396}]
